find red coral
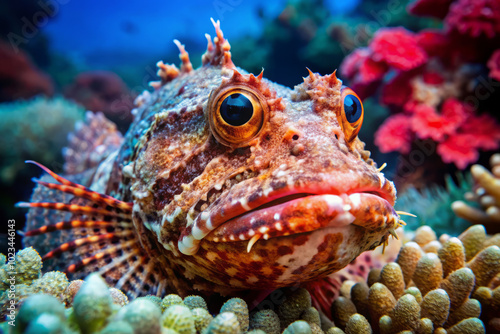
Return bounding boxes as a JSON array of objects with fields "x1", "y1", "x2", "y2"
[
  {"x1": 411, "y1": 99, "x2": 468, "y2": 141},
  {"x1": 374, "y1": 114, "x2": 413, "y2": 154},
  {"x1": 437, "y1": 133, "x2": 480, "y2": 169},
  {"x1": 408, "y1": 0, "x2": 454, "y2": 19},
  {"x1": 429, "y1": 103, "x2": 499, "y2": 169},
  {"x1": 441, "y1": 98, "x2": 469, "y2": 126},
  {"x1": 411, "y1": 104, "x2": 447, "y2": 141},
  {"x1": 488, "y1": 49, "x2": 500, "y2": 80},
  {"x1": 445, "y1": 0, "x2": 500, "y2": 38},
  {"x1": 370, "y1": 28, "x2": 428, "y2": 71}
]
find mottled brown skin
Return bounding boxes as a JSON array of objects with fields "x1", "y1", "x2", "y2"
[{"x1": 23, "y1": 20, "x2": 399, "y2": 299}]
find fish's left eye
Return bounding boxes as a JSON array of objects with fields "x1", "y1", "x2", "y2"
[
  {"x1": 208, "y1": 85, "x2": 268, "y2": 147},
  {"x1": 340, "y1": 87, "x2": 364, "y2": 142}
]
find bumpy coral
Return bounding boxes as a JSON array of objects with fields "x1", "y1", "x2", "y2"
[
  {"x1": 14, "y1": 294, "x2": 66, "y2": 334},
  {"x1": 161, "y1": 294, "x2": 185, "y2": 312},
  {"x1": 161, "y1": 304, "x2": 196, "y2": 334},
  {"x1": 0, "y1": 248, "x2": 67, "y2": 317},
  {"x1": 326, "y1": 224, "x2": 500, "y2": 333},
  {"x1": 73, "y1": 274, "x2": 113, "y2": 333},
  {"x1": 2, "y1": 251, "x2": 334, "y2": 333},
  {"x1": 453, "y1": 153, "x2": 500, "y2": 233},
  {"x1": 220, "y1": 298, "x2": 249, "y2": 332}
]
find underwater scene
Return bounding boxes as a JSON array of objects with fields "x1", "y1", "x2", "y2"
[{"x1": 1, "y1": 0, "x2": 500, "y2": 333}]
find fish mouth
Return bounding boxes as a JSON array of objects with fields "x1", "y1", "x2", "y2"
[
  {"x1": 205, "y1": 191, "x2": 398, "y2": 248},
  {"x1": 177, "y1": 176, "x2": 398, "y2": 255}
]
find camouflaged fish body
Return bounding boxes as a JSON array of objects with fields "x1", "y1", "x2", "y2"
[{"x1": 22, "y1": 20, "x2": 400, "y2": 299}]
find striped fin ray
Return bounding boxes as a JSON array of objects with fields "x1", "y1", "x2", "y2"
[
  {"x1": 24, "y1": 220, "x2": 132, "y2": 237},
  {"x1": 24, "y1": 160, "x2": 133, "y2": 212},
  {"x1": 20, "y1": 161, "x2": 168, "y2": 297}
]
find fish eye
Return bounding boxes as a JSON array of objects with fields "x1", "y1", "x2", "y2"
[
  {"x1": 340, "y1": 87, "x2": 364, "y2": 142},
  {"x1": 220, "y1": 93, "x2": 253, "y2": 126},
  {"x1": 343, "y1": 94, "x2": 362, "y2": 123},
  {"x1": 208, "y1": 85, "x2": 267, "y2": 147}
]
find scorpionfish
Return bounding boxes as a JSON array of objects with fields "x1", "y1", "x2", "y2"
[{"x1": 20, "y1": 19, "x2": 401, "y2": 300}]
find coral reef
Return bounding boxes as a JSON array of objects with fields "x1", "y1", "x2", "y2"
[
  {"x1": 340, "y1": 0, "x2": 500, "y2": 171},
  {"x1": 64, "y1": 71, "x2": 135, "y2": 131},
  {"x1": 326, "y1": 224, "x2": 500, "y2": 333},
  {"x1": 453, "y1": 153, "x2": 500, "y2": 233},
  {"x1": 0, "y1": 247, "x2": 69, "y2": 317},
  {"x1": 0, "y1": 40, "x2": 53, "y2": 102}
]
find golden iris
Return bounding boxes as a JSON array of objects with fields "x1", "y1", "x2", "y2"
[{"x1": 208, "y1": 85, "x2": 267, "y2": 147}]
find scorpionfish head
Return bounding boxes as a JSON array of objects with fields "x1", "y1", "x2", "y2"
[{"x1": 127, "y1": 19, "x2": 400, "y2": 293}]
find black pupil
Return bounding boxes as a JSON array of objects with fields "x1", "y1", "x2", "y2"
[
  {"x1": 344, "y1": 94, "x2": 362, "y2": 123},
  {"x1": 220, "y1": 93, "x2": 253, "y2": 126}
]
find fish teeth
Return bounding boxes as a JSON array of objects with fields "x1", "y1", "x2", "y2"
[{"x1": 246, "y1": 234, "x2": 260, "y2": 253}]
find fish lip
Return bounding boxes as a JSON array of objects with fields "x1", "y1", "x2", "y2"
[
  {"x1": 205, "y1": 189, "x2": 398, "y2": 243},
  {"x1": 177, "y1": 174, "x2": 397, "y2": 255}
]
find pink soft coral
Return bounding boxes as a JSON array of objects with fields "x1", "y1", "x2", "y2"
[
  {"x1": 445, "y1": 0, "x2": 500, "y2": 38},
  {"x1": 437, "y1": 133, "x2": 480, "y2": 169},
  {"x1": 411, "y1": 99, "x2": 468, "y2": 141},
  {"x1": 371, "y1": 28, "x2": 427, "y2": 71},
  {"x1": 375, "y1": 114, "x2": 413, "y2": 154}
]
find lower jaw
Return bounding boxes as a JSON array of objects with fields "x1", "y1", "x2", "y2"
[{"x1": 195, "y1": 223, "x2": 390, "y2": 290}]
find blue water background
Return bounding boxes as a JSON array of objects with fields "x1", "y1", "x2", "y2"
[{"x1": 43, "y1": 0, "x2": 359, "y2": 69}]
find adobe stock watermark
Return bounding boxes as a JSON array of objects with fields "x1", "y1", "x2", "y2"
[
  {"x1": 6, "y1": 219, "x2": 17, "y2": 327},
  {"x1": 7, "y1": 0, "x2": 71, "y2": 53},
  {"x1": 212, "y1": 0, "x2": 243, "y2": 21}
]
